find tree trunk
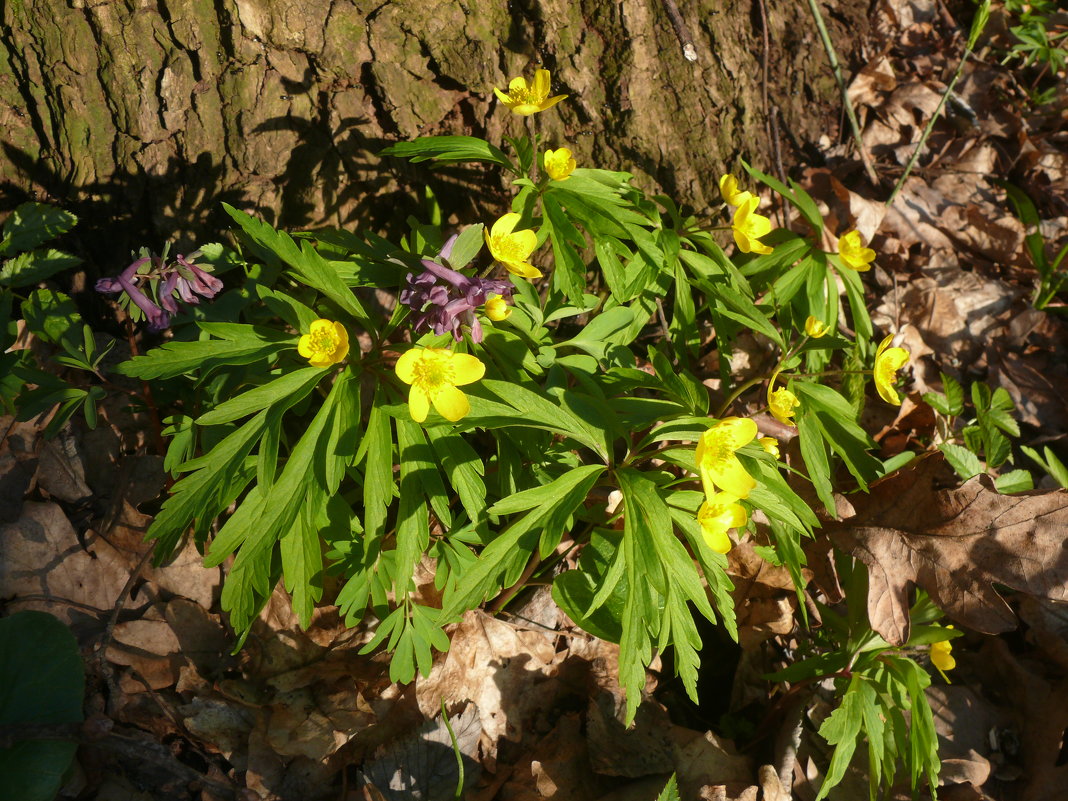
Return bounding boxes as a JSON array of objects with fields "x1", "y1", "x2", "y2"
[{"x1": 0, "y1": 0, "x2": 866, "y2": 264}]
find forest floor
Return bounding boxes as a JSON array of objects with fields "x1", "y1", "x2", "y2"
[{"x1": 2, "y1": 0, "x2": 1067, "y2": 799}]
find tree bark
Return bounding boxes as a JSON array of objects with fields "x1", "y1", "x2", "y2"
[{"x1": 0, "y1": 0, "x2": 866, "y2": 263}]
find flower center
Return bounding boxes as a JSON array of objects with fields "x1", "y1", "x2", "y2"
[
  {"x1": 309, "y1": 327, "x2": 339, "y2": 356},
  {"x1": 412, "y1": 355, "x2": 453, "y2": 394},
  {"x1": 489, "y1": 234, "x2": 525, "y2": 262},
  {"x1": 508, "y1": 86, "x2": 537, "y2": 105}
]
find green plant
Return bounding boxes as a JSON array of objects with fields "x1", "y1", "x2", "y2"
[
  {"x1": 997, "y1": 179, "x2": 1068, "y2": 309},
  {"x1": 91, "y1": 68, "x2": 970, "y2": 798},
  {"x1": 924, "y1": 374, "x2": 1033, "y2": 492},
  {"x1": 0, "y1": 204, "x2": 116, "y2": 436},
  {"x1": 999, "y1": 0, "x2": 1067, "y2": 92}
]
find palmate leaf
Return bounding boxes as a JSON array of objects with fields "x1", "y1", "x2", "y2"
[{"x1": 196, "y1": 366, "x2": 326, "y2": 425}]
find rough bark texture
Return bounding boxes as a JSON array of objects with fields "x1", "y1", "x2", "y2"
[{"x1": 0, "y1": 0, "x2": 866, "y2": 263}]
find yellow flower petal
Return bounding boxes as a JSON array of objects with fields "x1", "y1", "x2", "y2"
[
  {"x1": 768, "y1": 384, "x2": 800, "y2": 426},
  {"x1": 298, "y1": 318, "x2": 348, "y2": 367},
  {"x1": 433, "y1": 384, "x2": 471, "y2": 421},
  {"x1": 732, "y1": 196, "x2": 774, "y2": 255},
  {"x1": 395, "y1": 348, "x2": 420, "y2": 384},
  {"x1": 838, "y1": 230, "x2": 876, "y2": 271},
  {"x1": 449, "y1": 352, "x2": 487, "y2": 385},
  {"x1": 696, "y1": 418, "x2": 758, "y2": 499},
  {"x1": 759, "y1": 437, "x2": 780, "y2": 459},
  {"x1": 503, "y1": 260, "x2": 542, "y2": 279},
  {"x1": 490, "y1": 212, "x2": 520, "y2": 238},
  {"x1": 805, "y1": 316, "x2": 830, "y2": 338},
  {"x1": 485, "y1": 296, "x2": 511, "y2": 321},
  {"x1": 408, "y1": 385, "x2": 430, "y2": 422},
  {"x1": 874, "y1": 335, "x2": 910, "y2": 405},
  {"x1": 719, "y1": 173, "x2": 754, "y2": 207},
  {"x1": 698, "y1": 493, "x2": 748, "y2": 554},
  {"x1": 508, "y1": 76, "x2": 528, "y2": 93},
  {"x1": 544, "y1": 147, "x2": 576, "y2": 181}
]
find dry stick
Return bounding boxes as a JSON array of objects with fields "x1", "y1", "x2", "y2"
[
  {"x1": 804, "y1": 0, "x2": 879, "y2": 186},
  {"x1": 661, "y1": 0, "x2": 698, "y2": 62}
]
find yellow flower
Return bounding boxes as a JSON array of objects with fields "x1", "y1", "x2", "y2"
[
  {"x1": 838, "y1": 230, "x2": 876, "y2": 271},
  {"x1": 732, "y1": 195, "x2": 773, "y2": 255},
  {"x1": 759, "y1": 437, "x2": 780, "y2": 459},
  {"x1": 718, "y1": 173, "x2": 754, "y2": 207},
  {"x1": 543, "y1": 147, "x2": 576, "y2": 181},
  {"x1": 493, "y1": 69, "x2": 567, "y2": 116},
  {"x1": 930, "y1": 626, "x2": 956, "y2": 683},
  {"x1": 297, "y1": 319, "x2": 349, "y2": 367},
  {"x1": 874, "y1": 334, "x2": 910, "y2": 405},
  {"x1": 695, "y1": 417, "x2": 758, "y2": 499},
  {"x1": 395, "y1": 347, "x2": 486, "y2": 423},
  {"x1": 485, "y1": 296, "x2": 511, "y2": 321},
  {"x1": 485, "y1": 212, "x2": 541, "y2": 279},
  {"x1": 697, "y1": 492, "x2": 748, "y2": 554},
  {"x1": 768, "y1": 380, "x2": 800, "y2": 427},
  {"x1": 805, "y1": 316, "x2": 831, "y2": 338}
]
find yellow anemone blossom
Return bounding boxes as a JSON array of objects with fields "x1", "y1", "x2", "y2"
[
  {"x1": 759, "y1": 437, "x2": 780, "y2": 459},
  {"x1": 485, "y1": 212, "x2": 541, "y2": 279},
  {"x1": 485, "y1": 296, "x2": 511, "y2": 321},
  {"x1": 695, "y1": 417, "x2": 758, "y2": 499},
  {"x1": 543, "y1": 147, "x2": 576, "y2": 181},
  {"x1": 805, "y1": 316, "x2": 831, "y2": 338},
  {"x1": 718, "y1": 173, "x2": 755, "y2": 207},
  {"x1": 697, "y1": 493, "x2": 748, "y2": 554},
  {"x1": 838, "y1": 230, "x2": 876, "y2": 271},
  {"x1": 394, "y1": 347, "x2": 486, "y2": 423},
  {"x1": 767, "y1": 377, "x2": 800, "y2": 427},
  {"x1": 930, "y1": 627, "x2": 956, "y2": 682},
  {"x1": 874, "y1": 334, "x2": 910, "y2": 405},
  {"x1": 732, "y1": 196, "x2": 774, "y2": 255},
  {"x1": 297, "y1": 319, "x2": 349, "y2": 367},
  {"x1": 493, "y1": 69, "x2": 567, "y2": 115}
]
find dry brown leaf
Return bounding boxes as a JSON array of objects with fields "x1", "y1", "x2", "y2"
[{"x1": 829, "y1": 457, "x2": 1068, "y2": 645}]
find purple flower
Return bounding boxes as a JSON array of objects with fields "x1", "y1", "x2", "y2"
[
  {"x1": 96, "y1": 250, "x2": 223, "y2": 332},
  {"x1": 401, "y1": 238, "x2": 514, "y2": 343}
]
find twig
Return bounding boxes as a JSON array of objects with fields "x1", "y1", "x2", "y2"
[
  {"x1": 804, "y1": 0, "x2": 880, "y2": 185},
  {"x1": 661, "y1": 0, "x2": 698, "y2": 61}
]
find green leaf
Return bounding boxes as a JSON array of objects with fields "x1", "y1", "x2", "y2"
[
  {"x1": 939, "y1": 442, "x2": 983, "y2": 480},
  {"x1": 21, "y1": 289, "x2": 80, "y2": 344},
  {"x1": 994, "y1": 469, "x2": 1033, "y2": 494},
  {"x1": 543, "y1": 193, "x2": 588, "y2": 301},
  {"x1": 281, "y1": 497, "x2": 325, "y2": 627},
  {"x1": 942, "y1": 373, "x2": 964, "y2": 415},
  {"x1": 1022, "y1": 445, "x2": 1068, "y2": 488},
  {"x1": 0, "y1": 203, "x2": 77, "y2": 256},
  {"x1": 443, "y1": 223, "x2": 484, "y2": 269},
  {"x1": 118, "y1": 328, "x2": 294, "y2": 380},
  {"x1": 0, "y1": 611, "x2": 84, "y2": 801},
  {"x1": 816, "y1": 675, "x2": 875, "y2": 800},
  {"x1": 362, "y1": 388, "x2": 395, "y2": 540},
  {"x1": 425, "y1": 425, "x2": 487, "y2": 524},
  {"x1": 656, "y1": 774, "x2": 681, "y2": 801},
  {"x1": 379, "y1": 135, "x2": 515, "y2": 171},
  {"x1": 196, "y1": 367, "x2": 326, "y2": 425},
  {"x1": 223, "y1": 204, "x2": 372, "y2": 328},
  {"x1": 0, "y1": 248, "x2": 82, "y2": 288},
  {"x1": 437, "y1": 465, "x2": 605, "y2": 622},
  {"x1": 741, "y1": 161, "x2": 823, "y2": 233}
]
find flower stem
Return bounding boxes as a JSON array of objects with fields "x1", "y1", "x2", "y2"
[{"x1": 805, "y1": 0, "x2": 879, "y2": 186}]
